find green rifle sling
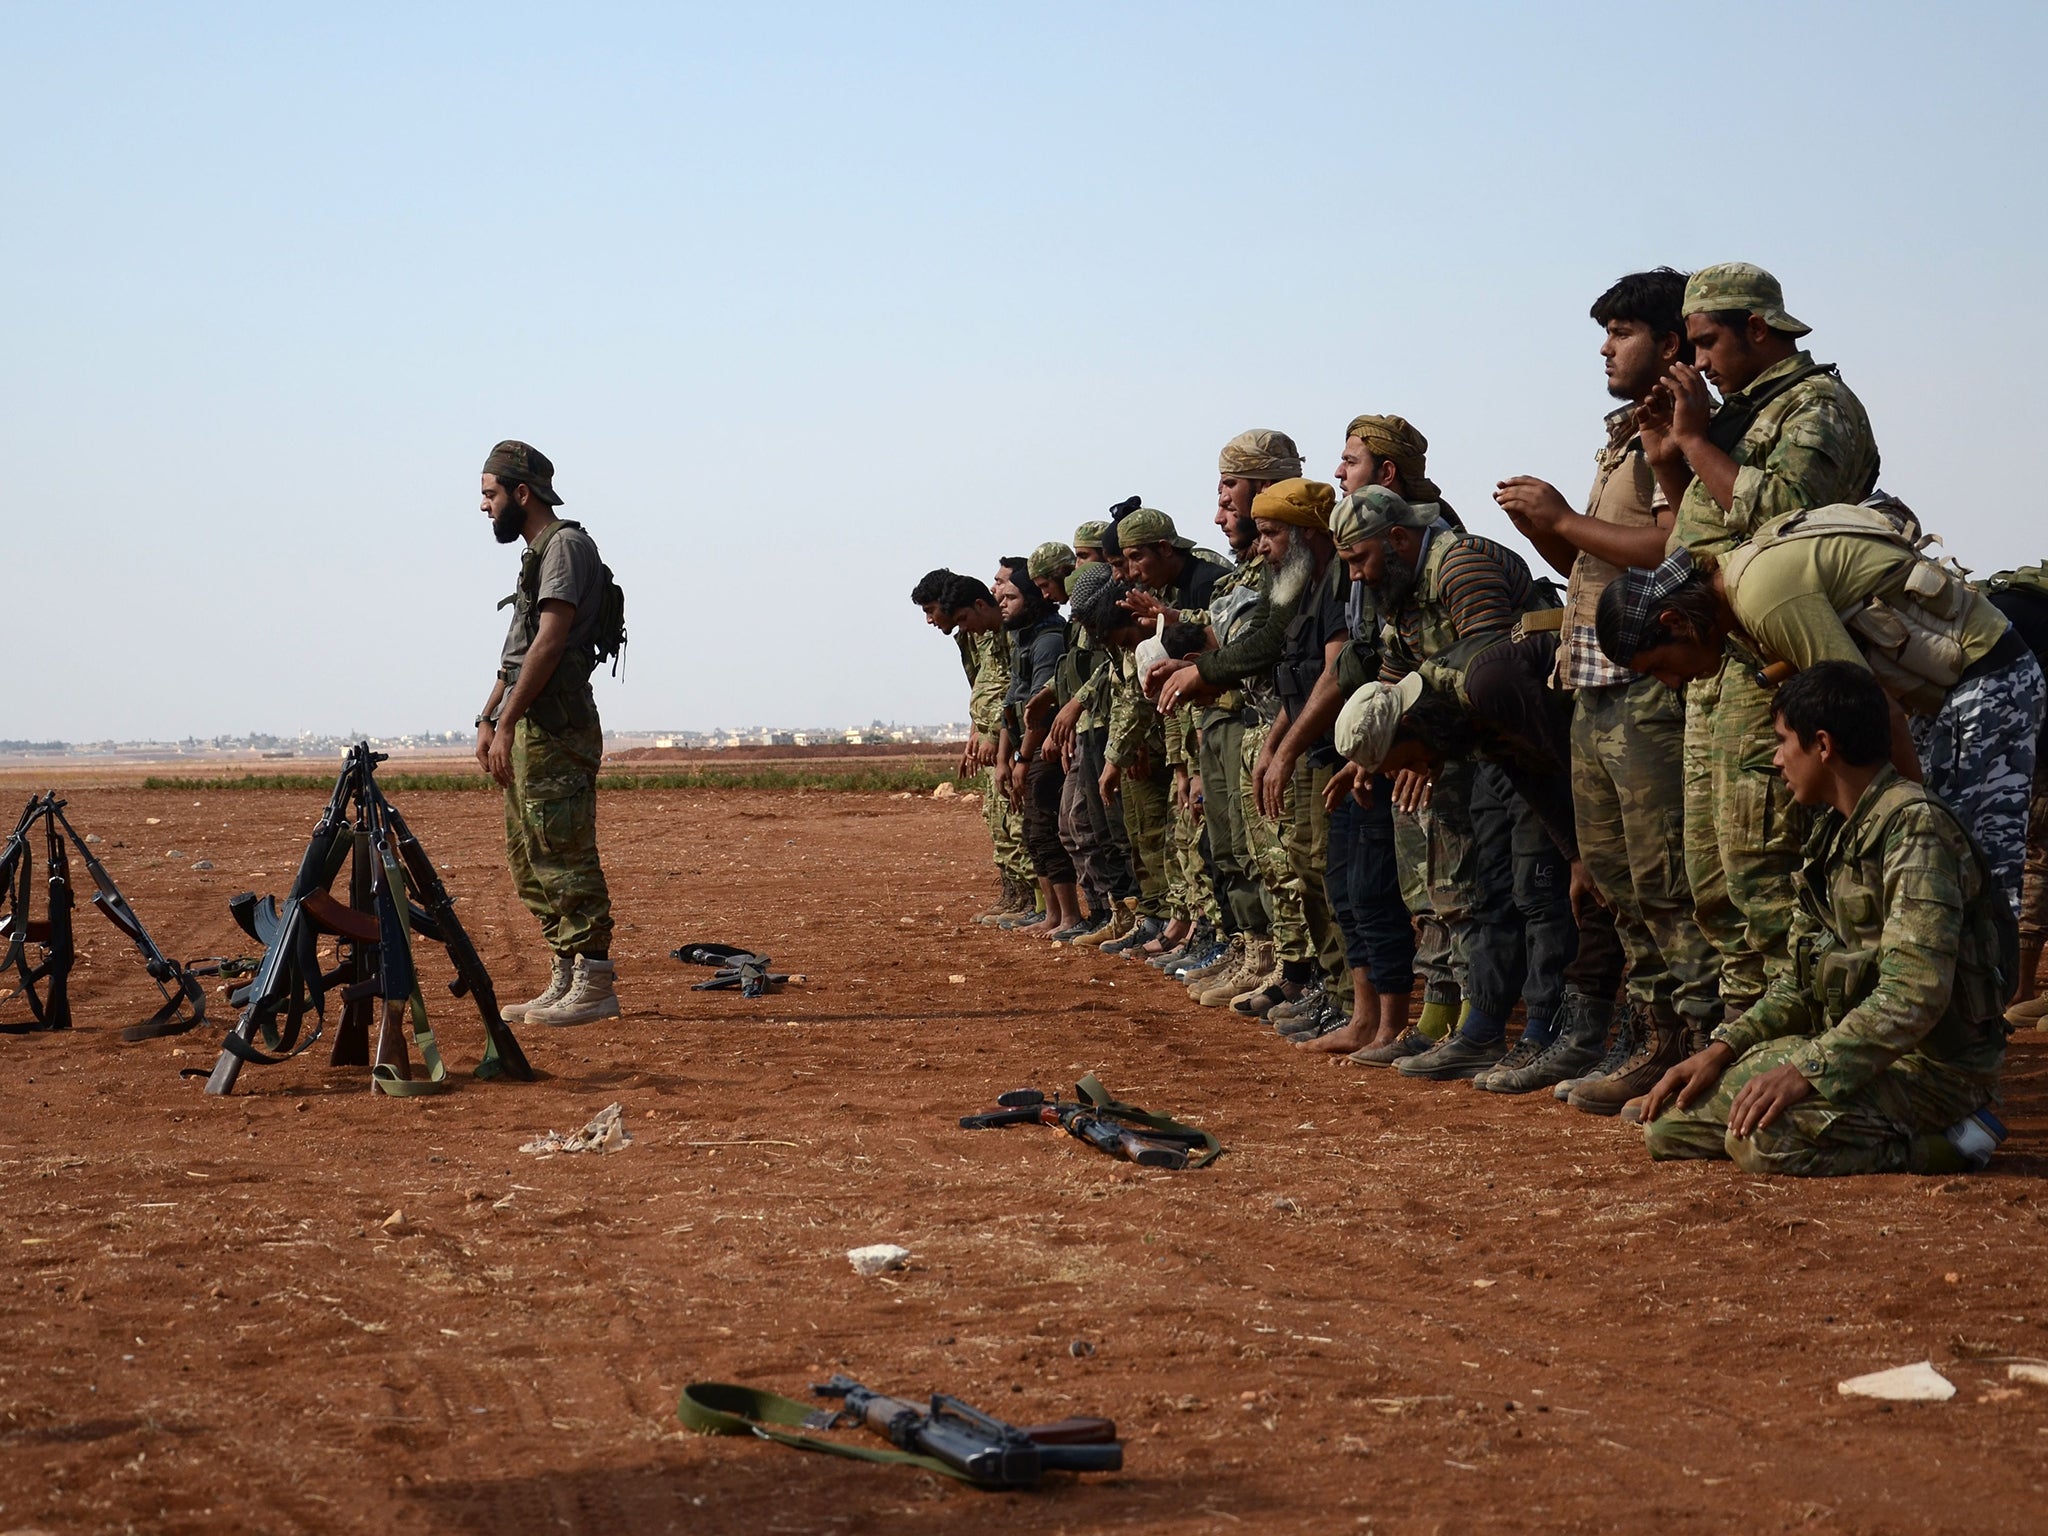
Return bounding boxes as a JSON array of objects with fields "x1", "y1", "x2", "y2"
[
  {"x1": 1074, "y1": 1073, "x2": 1224, "y2": 1166},
  {"x1": 675, "y1": 1382, "x2": 972, "y2": 1483}
]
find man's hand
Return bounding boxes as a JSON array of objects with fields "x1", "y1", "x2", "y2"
[
  {"x1": 1568, "y1": 859, "x2": 1608, "y2": 926},
  {"x1": 485, "y1": 726, "x2": 514, "y2": 788},
  {"x1": 1257, "y1": 745, "x2": 1297, "y2": 821},
  {"x1": 1005, "y1": 759, "x2": 1026, "y2": 810},
  {"x1": 1493, "y1": 476, "x2": 1574, "y2": 535},
  {"x1": 975, "y1": 734, "x2": 1000, "y2": 770},
  {"x1": 1098, "y1": 761, "x2": 1122, "y2": 801},
  {"x1": 1390, "y1": 765, "x2": 1434, "y2": 813},
  {"x1": 1155, "y1": 662, "x2": 1220, "y2": 715},
  {"x1": 475, "y1": 723, "x2": 495, "y2": 777},
  {"x1": 1323, "y1": 761, "x2": 1362, "y2": 814},
  {"x1": 1045, "y1": 699, "x2": 1083, "y2": 765},
  {"x1": 1727, "y1": 1061, "x2": 1814, "y2": 1140},
  {"x1": 1183, "y1": 771, "x2": 1205, "y2": 819},
  {"x1": 1664, "y1": 361, "x2": 1715, "y2": 447},
  {"x1": 1120, "y1": 589, "x2": 1177, "y2": 626},
  {"x1": 1641, "y1": 1040, "x2": 1736, "y2": 1124}
]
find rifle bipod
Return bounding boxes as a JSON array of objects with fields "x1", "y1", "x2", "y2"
[
  {"x1": 0, "y1": 792, "x2": 207, "y2": 1039},
  {"x1": 197, "y1": 743, "x2": 534, "y2": 1097}
]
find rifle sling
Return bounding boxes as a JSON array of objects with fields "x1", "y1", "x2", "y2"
[
  {"x1": 1074, "y1": 1073, "x2": 1224, "y2": 1167},
  {"x1": 675, "y1": 1382, "x2": 973, "y2": 1484}
]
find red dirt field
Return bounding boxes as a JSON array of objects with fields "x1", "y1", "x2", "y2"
[{"x1": 3, "y1": 783, "x2": 2047, "y2": 1535}]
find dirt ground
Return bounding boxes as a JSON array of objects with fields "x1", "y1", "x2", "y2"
[{"x1": 3, "y1": 783, "x2": 2047, "y2": 1536}]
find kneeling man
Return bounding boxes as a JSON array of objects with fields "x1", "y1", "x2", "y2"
[{"x1": 1642, "y1": 662, "x2": 2013, "y2": 1176}]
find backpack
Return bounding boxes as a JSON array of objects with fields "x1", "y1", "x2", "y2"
[{"x1": 516, "y1": 520, "x2": 628, "y2": 677}]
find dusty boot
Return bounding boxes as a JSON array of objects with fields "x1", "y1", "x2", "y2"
[
  {"x1": 1182, "y1": 934, "x2": 1244, "y2": 990},
  {"x1": 1482, "y1": 991, "x2": 1613, "y2": 1095},
  {"x1": 528, "y1": 956, "x2": 621, "y2": 1028},
  {"x1": 1569, "y1": 1002, "x2": 1685, "y2": 1116},
  {"x1": 1555, "y1": 1004, "x2": 1635, "y2": 1101},
  {"x1": 1074, "y1": 900, "x2": 1134, "y2": 949},
  {"x1": 501, "y1": 953, "x2": 573, "y2": 1024},
  {"x1": 1199, "y1": 936, "x2": 1271, "y2": 1007},
  {"x1": 977, "y1": 875, "x2": 1026, "y2": 925}
]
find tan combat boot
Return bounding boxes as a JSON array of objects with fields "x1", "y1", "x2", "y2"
[
  {"x1": 1568, "y1": 1002, "x2": 1685, "y2": 1116},
  {"x1": 1074, "y1": 899, "x2": 1134, "y2": 949},
  {"x1": 501, "y1": 954, "x2": 573, "y2": 1024},
  {"x1": 1183, "y1": 933, "x2": 1245, "y2": 995},
  {"x1": 528, "y1": 956, "x2": 621, "y2": 1027},
  {"x1": 1199, "y1": 935, "x2": 1271, "y2": 1007}
]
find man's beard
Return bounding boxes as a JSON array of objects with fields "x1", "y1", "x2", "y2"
[
  {"x1": 1265, "y1": 536, "x2": 1318, "y2": 609},
  {"x1": 1375, "y1": 549, "x2": 1418, "y2": 608},
  {"x1": 491, "y1": 501, "x2": 524, "y2": 544}
]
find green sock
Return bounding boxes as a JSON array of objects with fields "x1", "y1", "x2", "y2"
[
  {"x1": 1416, "y1": 999, "x2": 1459, "y2": 1040},
  {"x1": 1909, "y1": 1133, "x2": 1968, "y2": 1175}
]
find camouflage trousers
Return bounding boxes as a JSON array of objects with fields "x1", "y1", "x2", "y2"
[
  {"x1": 2023, "y1": 763, "x2": 2048, "y2": 948},
  {"x1": 1910, "y1": 649, "x2": 2045, "y2": 915},
  {"x1": 1645, "y1": 1036, "x2": 1993, "y2": 1177},
  {"x1": 1395, "y1": 802, "x2": 1461, "y2": 1007},
  {"x1": 504, "y1": 717, "x2": 613, "y2": 956},
  {"x1": 1685, "y1": 657, "x2": 1807, "y2": 1021},
  {"x1": 1168, "y1": 779, "x2": 1221, "y2": 926},
  {"x1": 1572, "y1": 675, "x2": 1720, "y2": 1030},
  {"x1": 1241, "y1": 727, "x2": 1347, "y2": 1000},
  {"x1": 1198, "y1": 714, "x2": 1267, "y2": 934},
  {"x1": 981, "y1": 767, "x2": 1034, "y2": 886},
  {"x1": 1116, "y1": 762, "x2": 1172, "y2": 919}
]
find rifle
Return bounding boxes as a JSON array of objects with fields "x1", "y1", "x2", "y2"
[
  {"x1": 671, "y1": 941, "x2": 793, "y2": 997},
  {"x1": 959, "y1": 1087, "x2": 1202, "y2": 1169},
  {"x1": 0, "y1": 792, "x2": 204, "y2": 1038},
  {"x1": 808, "y1": 1375, "x2": 1121, "y2": 1489}
]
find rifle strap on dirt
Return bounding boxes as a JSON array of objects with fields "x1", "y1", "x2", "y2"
[
  {"x1": 1074, "y1": 1073, "x2": 1224, "y2": 1167},
  {"x1": 675, "y1": 1382, "x2": 972, "y2": 1482}
]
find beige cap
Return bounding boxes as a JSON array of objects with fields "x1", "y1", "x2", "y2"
[{"x1": 1334, "y1": 672, "x2": 1426, "y2": 772}]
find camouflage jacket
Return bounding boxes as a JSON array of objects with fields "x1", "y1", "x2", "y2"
[
  {"x1": 1105, "y1": 647, "x2": 1165, "y2": 771},
  {"x1": 1671, "y1": 351, "x2": 1880, "y2": 564},
  {"x1": 1715, "y1": 767, "x2": 2012, "y2": 1100},
  {"x1": 968, "y1": 629, "x2": 1013, "y2": 740}
]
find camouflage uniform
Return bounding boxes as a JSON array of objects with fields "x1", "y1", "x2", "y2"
[
  {"x1": 1106, "y1": 647, "x2": 1171, "y2": 918},
  {"x1": 1668, "y1": 327, "x2": 1880, "y2": 1018},
  {"x1": 970, "y1": 629, "x2": 1034, "y2": 889},
  {"x1": 1647, "y1": 768, "x2": 2011, "y2": 1175},
  {"x1": 1564, "y1": 409, "x2": 1719, "y2": 1032},
  {"x1": 1163, "y1": 707, "x2": 1219, "y2": 927},
  {"x1": 1188, "y1": 554, "x2": 1269, "y2": 936},
  {"x1": 497, "y1": 516, "x2": 614, "y2": 957}
]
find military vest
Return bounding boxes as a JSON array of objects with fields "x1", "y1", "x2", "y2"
[
  {"x1": 1722, "y1": 502, "x2": 1979, "y2": 716},
  {"x1": 1793, "y1": 774, "x2": 2016, "y2": 1041},
  {"x1": 1394, "y1": 529, "x2": 1554, "y2": 671},
  {"x1": 499, "y1": 520, "x2": 619, "y2": 735}
]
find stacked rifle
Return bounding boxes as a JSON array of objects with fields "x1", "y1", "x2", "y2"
[
  {"x1": 0, "y1": 792, "x2": 206, "y2": 1039},
  {"x1": 199, "y1": 743, "x2": 533, "y2": 1096}
]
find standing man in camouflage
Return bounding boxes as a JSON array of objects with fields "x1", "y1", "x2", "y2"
[
  {"x1": 476, "y1": 441, "x2": 620, "y2": 1027},
  {"x1": 1642, "y1": 263, "x2": 1879, "y2": 1026},
  {"x1": 1493, "y1": 268, "x2": 1721, "y2": 1106}
]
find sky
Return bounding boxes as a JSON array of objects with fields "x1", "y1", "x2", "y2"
[{"x1": 4, "y1": 1, "x2": 2044, "y2": 740}]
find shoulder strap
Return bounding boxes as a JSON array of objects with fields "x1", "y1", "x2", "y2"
[
  {"x1": 521, "y1": 519, "x2": 583, "y2": 598},
  {"x1": 1705, "y1": 361, "x2": 1837, "y2": 457}
]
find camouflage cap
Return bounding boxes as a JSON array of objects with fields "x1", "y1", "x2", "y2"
[
  {"x1": 1072, "y1": 519, "x2": 1111, "y2": 552},
  {"x1": 481, "y1": 440, "x2": 563, "y2": 506},
  {"x1": 1333, "y1": 672, "x2": 1425, "y2": 774},
  {"x1": 1028, "y1": 541, "x2": 1076, "y2": 580},
  {"x1": 1343, "y1": 415, "x2": 1441, "y2": 502},
  {"x1": 1067, "y1": 557, "x2": 1113, "y2": 610},
  {"x1": 1331, "y1": 485, "x2": 1436, "y2": 548},
  {"x1": 1250, "y1": 477, "x2": 1337, "y2": 532},
  {"x1": 1218, "y1": 428, "x2": 1303, "y2": 483},
  {"x1": 1681, "y1": 262, "x2": 1810, "y2": 337},
  {"x1": 1117, "y1": 507, "x2": 1193, "y2": 550}
]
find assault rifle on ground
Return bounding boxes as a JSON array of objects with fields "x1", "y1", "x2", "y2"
[
  {"x1": 0, "y1": 792, "x2": 205, "y2": 1038},
  {"x1": 808, "y1": 1376, "x2": 1122, "y2": 1489},
  {"x1": 199, "y1": 743, "x2": 532, "y2": 1096},
  {"x1": 958, "y1": 1075, "x2": 1225, "y2": 1168}
]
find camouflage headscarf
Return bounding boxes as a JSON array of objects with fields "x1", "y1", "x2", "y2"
[
  {"x1": 482, "y1": 440, "x2": 563, "y2": 505},
  {"x1": 1344, "y1": 415, "x2": 1440, "y2": 502},
  {"x1": 1331, "y1": 485, "x2": 1438, "y2": 549},
  {"x1": 1249, "y1": 478, "x2": 1337, "y2": 532},
  {"x1": 1028, "y1": 541, "x2": 1076, "y2": 581},
  {"x1": 1072, "y1": 519, "x2": 1111, "y2": 553},
  {"x1": 1218, "y1": 428, "x2": 1303, "y2": 484}
]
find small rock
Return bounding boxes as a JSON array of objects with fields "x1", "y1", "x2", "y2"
[
  {"x1": 1944, "y1": 1271, "x2": 1961, "y2": 1284},
  {"x1": 898, "y1": 916, "x2": 916, "y2": 926},
  {"x1": 1069, "y1": 1339, "x2": 1095, "y2": 1358},
  {"x1": 191, "y1": 860, "x2": 214, "y2": 871},
  {"x1": 948, "y1": 974, "x2": 967, "y2": 985},
  {"x1": 891, "y1": 792, "x2": 913, "y2": 800},
  {"x1": 931, "y1": 782, "x2": 957, "y2": 800},
  {"x1": 848, "y1": 1243, "x2": 911, "y2": 1277},
  {"x1": 1271, "y1": 1197, "x2": 1296, "y2": 1213},
  {"x1": 84, "y1": 833, "x2": 101, "y2": 845},
  {"x1": 145, "y1": 817, "x2": 161, "y2": 825},
  {"x1": 2009, "y1": 1363, "x2": 2048, "y2": 1388},
  {"x1": 381, "y1": 1209, "x2": 407, "y2": 1232},
  {"x1": 1838, "y1": 1361, "x2": 1954, "y2": 1402},
  {"x1": 166, "y1": 849, "x2": 184, "y2": 859}
]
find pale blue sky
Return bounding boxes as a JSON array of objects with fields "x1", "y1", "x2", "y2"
[{"x1": 5, "y1": 2, "x2": 2043, "y2": 739}]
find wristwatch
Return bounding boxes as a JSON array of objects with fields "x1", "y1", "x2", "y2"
[{"x1": 475, "y1": 713, "x2": 498, "y2": 730}]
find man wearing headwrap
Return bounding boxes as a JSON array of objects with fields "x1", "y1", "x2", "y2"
[
  {"x1": 949, "y1": 573, "x2": 1041, "y2": 925},
  {"x1": 477, "y1": 441, "x2": 621, "y2": 1026},
  {"x1": 1491, "y1": 268, "x2": 1721, "y2": 1106},
  {"x1": 1641, "y1": 264, "x2": 1881, "y2": 1037}
]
